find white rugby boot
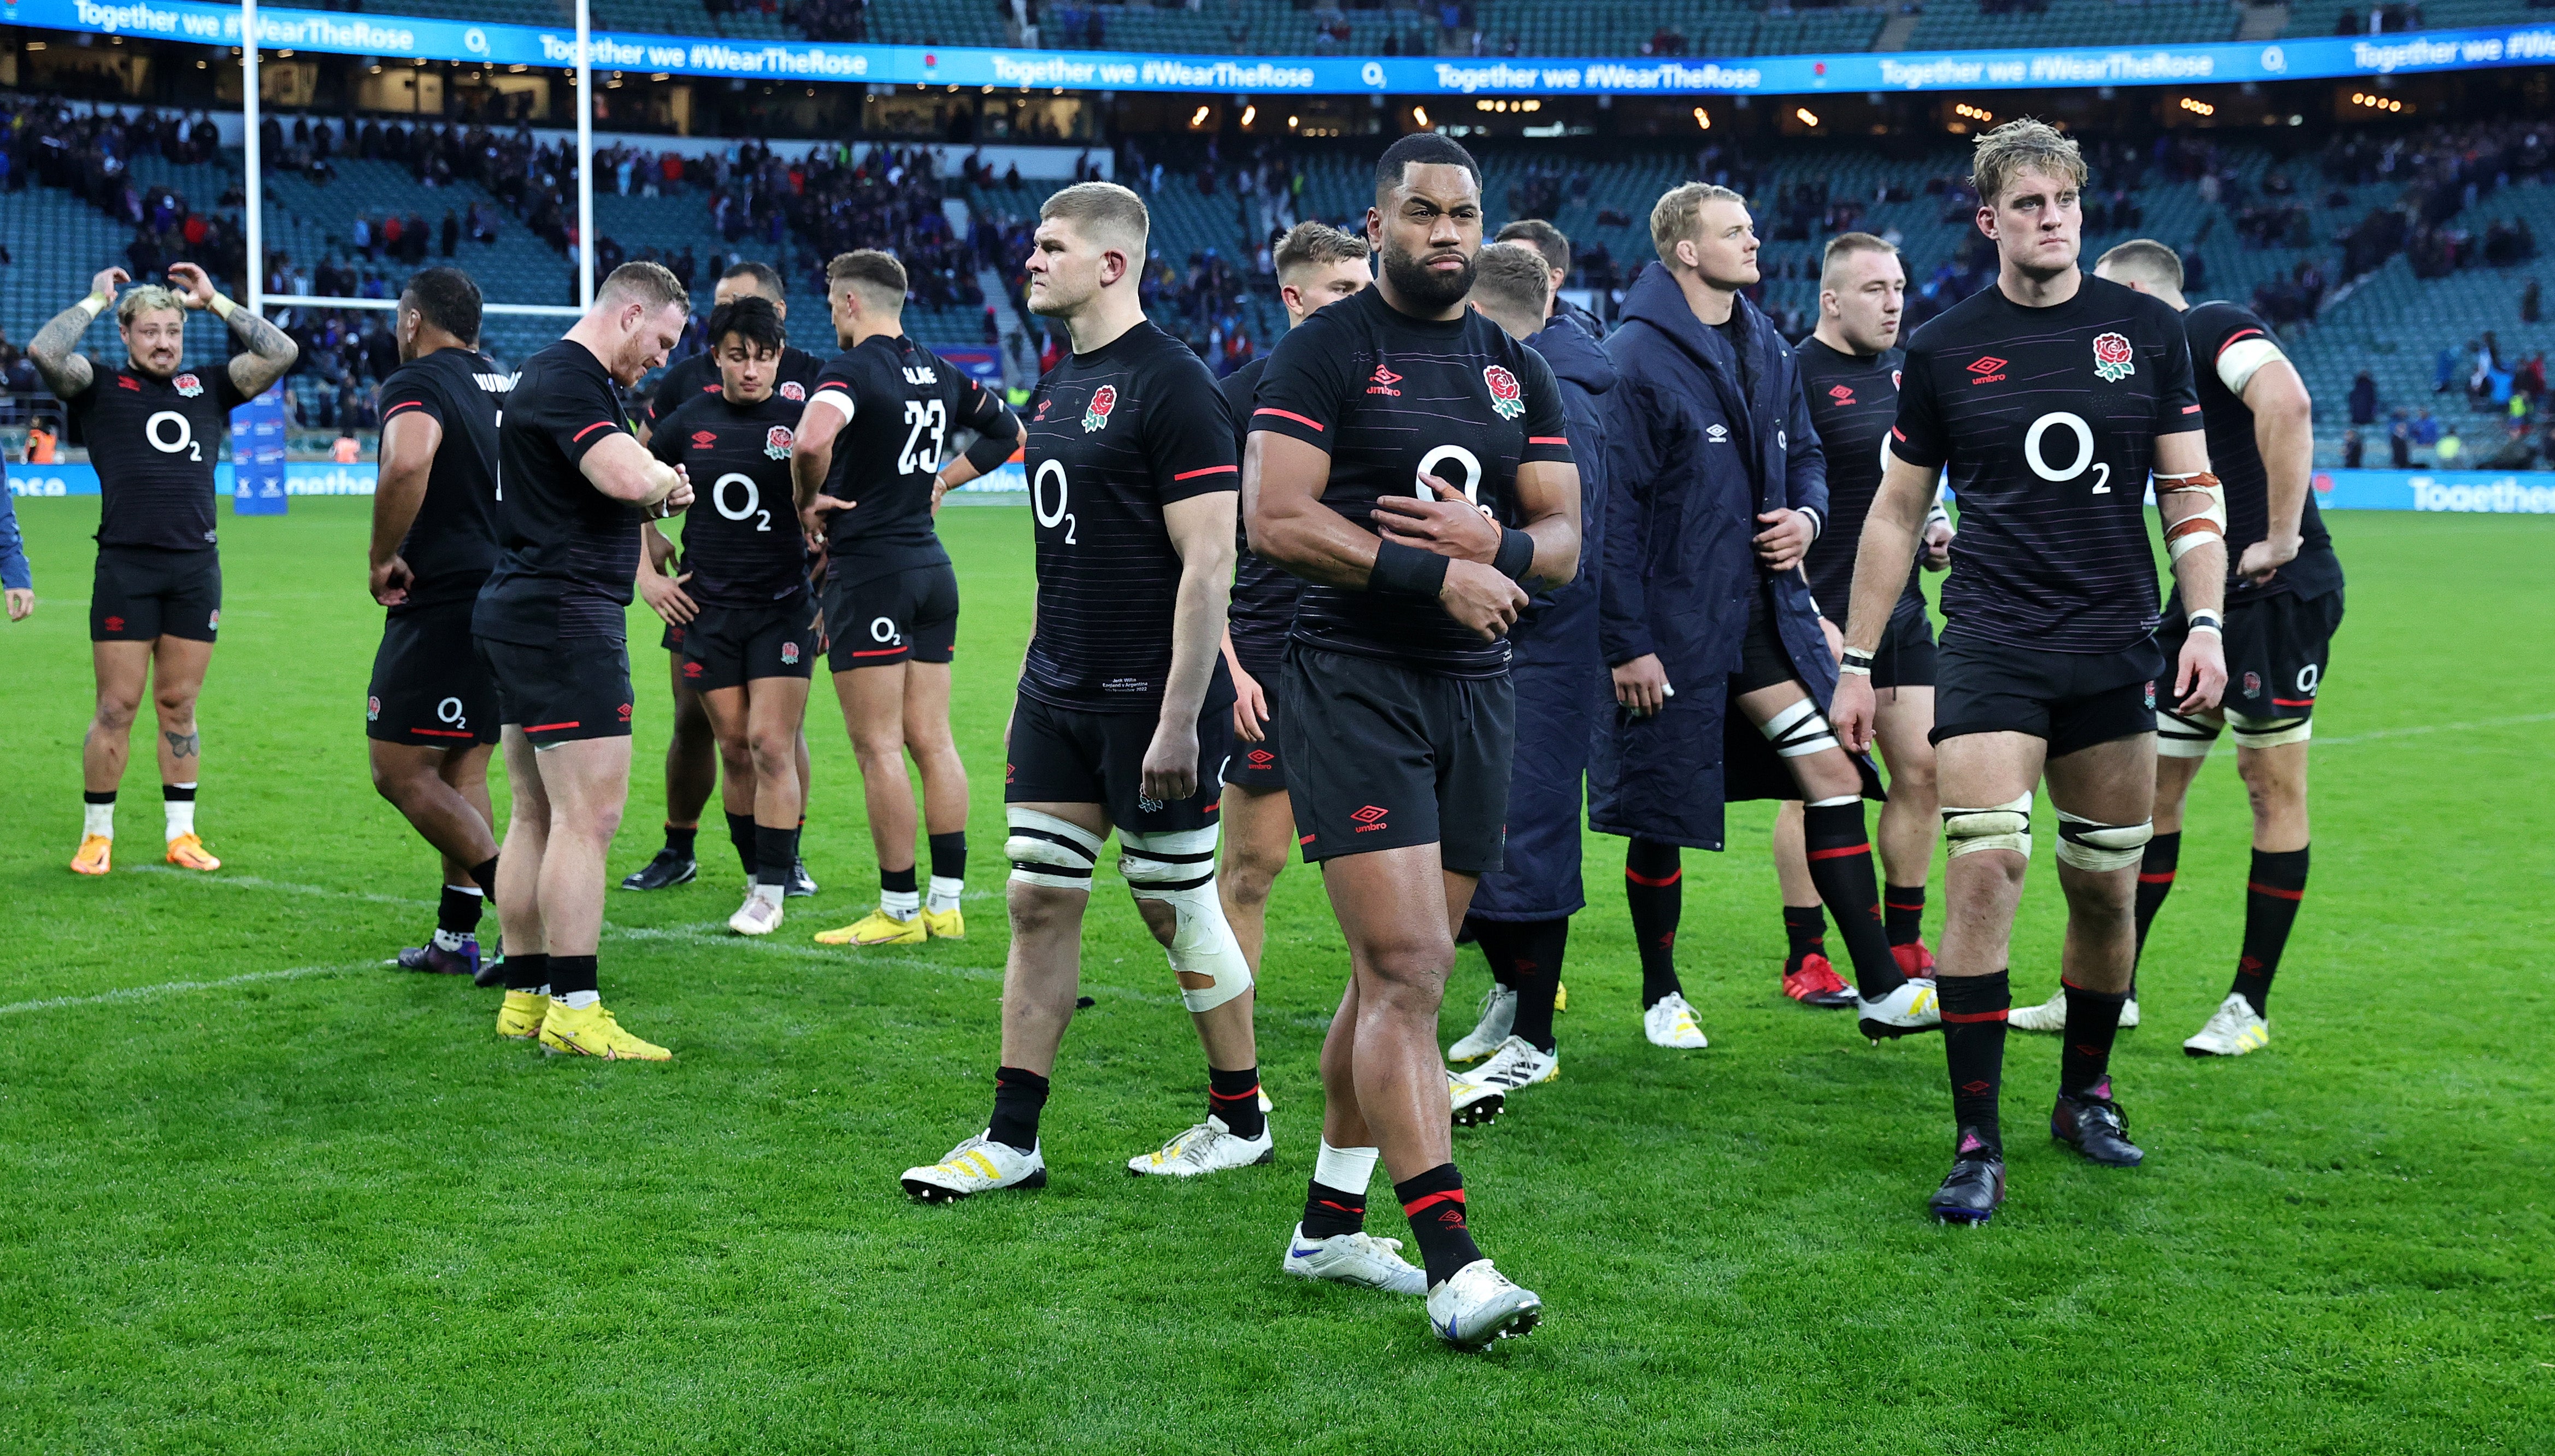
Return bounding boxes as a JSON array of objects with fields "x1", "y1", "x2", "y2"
[
  {"x1": 1642, "y1": 991, "x2": 1710, "y2": 1050},
  {"x1": 2012, "y1": 986, "x2": 2141, "y2": 1032},
  {"x1": 1447, "y1": 1066, "x2": 1505, "y2": 1128},
  {"x1": 2183, "y1": 992, "x2": 2270, "y2": 1057},
  {"x1": 1427, "y1": 1259, "x2": 1543, "y2": 1348},
  {"x1": 1126, "y1": 1115, "x2": 1275, "y2": 1177},
  {"x1": 1448, "y1": 982, "x2": 1518, "y2": 1062},
  {"x1": 1857, "y1": 977, "x2": 1941, "y2": 1042},
  {"x1": 727, "y1": 889, "x2": 784, "y2": 936},
  {"x1": 1462, "y1": 1036, "x2": 1559, "y2": 1097},
  {"x1": 1281, "y1": 1224, "x2": 1427, "y2": 1295},
  {"x1": 900, "y1": 1133, "x2": 1047, "y2": 1202}
]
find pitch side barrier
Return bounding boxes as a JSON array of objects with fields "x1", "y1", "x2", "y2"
[{"x1": 19, "y1": 0, "x2": 2555, "y2": 95}]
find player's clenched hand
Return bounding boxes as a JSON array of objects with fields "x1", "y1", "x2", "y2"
[
  {"x1": 1141, "y1": 717, "x2": 1200, "y2": 805},
  {"x1": 1438, "y1": 558, "x2": 1526, "y2": 641},
  {"x1": 2174, "y1": 631, "x2": 2227, "y2": 715},
  {"x1": 1753, "y1": 509, "x2": 1815, "y2": 571},
  {"x1": 1831, "y1": 673, "x2": 1879, "y2": 754},
  {"x1": 90, "y1": 266, "x2": 131, "y2": 302},
  {"x1": 1612, "y1": 653, "x2": 1670, "y2": 717},
  {"x1": 166, "y1": 263, "x2": 216, "y2": 309},
  {"x1": 1231, "y1": 663, "x2": 1270, "y2": 744},
  {"x1": 653, "y1": 463, "x2": 692, "y2": 518},
  {"x1": 640, "y1": 568, "x2": 698, "y2": 626},
  {"x1": 370, "y1": 553, "x2": 414, "y2": 607},
  {"x1": 1374, "y1": 484, "x2": 1501, "y2": 562},
  {"x1": 2238, "y1": 532, "x2": 2300, "y2": 586},
  {"x1": 1921, "y1": 517, "x2": 1956, "y2": 571}
]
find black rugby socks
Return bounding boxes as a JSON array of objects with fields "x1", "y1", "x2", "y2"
[
  {"x1": 987, "y1": 1065, "x2": 1050, "y2": 1153},
  {"x1": 755, "y1": 824, "x2": 794, "y2": 890},
  {"x1": 1207, "y1": 1065, "x2": 1265, "y2": 1140},
  {"x1": 1396, "y1": 1163, "x2": 1485, "y2": 1288},
  {"x1": 1940, "y1": 970, "x2": 2011, "y2": 1158},
  {"x1": 1477, "y1": 917, "x2": 1567, "y2": 1053},
  {"x1": 2133, "y1": 831, "x2": 2182, "y2": 965},
  {"x1": 1782, "y1": 904, "x2": 1826, "y2": 971},
  {"x1": 1625, "y1": 838, "x2": 1685, "y2": 1007},
  {"x1": 2233, "y1": 846, "x2": 2310, "y2": 1016},
  {"x1": 503, "y1": 951, "x2": 550, "y2": 994},
  {"x1": 1803, "y1": 799, "x2": 1904, "y2": 999},
  {"x1": 1885, "y1": 883, "x2": 1927, "y2": 948},
  {"x1": 663, "y1": 822, "x2": 698, "y2": 859},
  {"x1": 724, "y1": 811, "x2": 756, "y2": 880},
  {"x1": 2058, "y1": 980, "x2": 2130, "y2": 1099}
]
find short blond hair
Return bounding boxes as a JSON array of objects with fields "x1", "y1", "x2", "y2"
[
  {"x1": 1469, "y1": 242, "x2": 1552, "y2": 325},
  {"x1": 1820, "y1": 232, "x2": 1899, "y2": 287},
  {"x1": 116, "y1": 285, "x2": 185, "y2": 326},
  {"x1": 827, "y1": 249, "x2": 909, "y2": 304},
  {"x1": 1040, "y1": 181, "x2": 1150, "y2": 254},
  {"x1": 2094, "y1": 238, "x2": 2183, "y2": 293},
  {"x1": 599, "y1": 260, "x2": 688, "y2": 313},
  {"x1": 1650, "y1": 182, "x2": 1746, "y2": 266},
  {"x1": 1273, "y1": 221, "x2": 1369, "y2": 281},
  {"x1": 1971, "y1": 118, "x2": 2087, "y2": 207}
]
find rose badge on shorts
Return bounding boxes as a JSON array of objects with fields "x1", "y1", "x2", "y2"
[
  {"x1": 2092, "y1": 332, "x2": 2136, "y2": 384},
  {"x1": 764, "y1": 426, "x2": 794, "y2": 460},
  {"x1": 1483, "y1": 364, "x2": 1524, "y2": 421},
  {"x1": 1082, "y1": 384, "x2": 1118, "y2": 433}
]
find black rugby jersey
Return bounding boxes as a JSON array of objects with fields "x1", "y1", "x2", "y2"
[
  {"x1": 1796, "y1": 337, "x2": 1922, "y2": 621},
  {"x1": 646, "y1": 344, "x2": 825, "y2": 428},
  {"x1": 2183, "y1": 301, "x2": 2343, "y2": 605},
  {"x1": 476, "y1": 340, "x2": 645, "y2": 645},
  {"x1": 808, "y1": 335, "x2": 1012, "y2": 583},
  {"x1": 377, "y1": 347, "x2": 510, "y2": 615},
  {"x1": 1218, "y1": 354, "x2": 1297, "y2": 680},
  {"x1": 65, "y1": 358, "x2": 251, "y2": 552},
  {"x1": 650, "y1": 388, "x2": 811, "y2": 607},
  {"x1": 1890, "y1": 274, "x2": 2200, "y2": 653},
  {"x1": 1250, "y1": 285, "x2": 1573, "y2": 679},
  {"x1": 1019, "y1": 321, "x2": 1238, "y2": 714}
]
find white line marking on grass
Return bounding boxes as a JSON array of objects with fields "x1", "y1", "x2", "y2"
[
  {"x1": 126, "y1": 865, "x2": 435, "y2": 909},
  {"x1": 0, "y1": 963, "x2": 369, "y2": 1016},
  {"x1": 2315, "y1": 712, "x2": 2555, "y2": 747}
]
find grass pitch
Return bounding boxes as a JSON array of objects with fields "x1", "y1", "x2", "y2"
[{"x1": 0, "y1": 498, "x2": 2547, "y2": 1453}]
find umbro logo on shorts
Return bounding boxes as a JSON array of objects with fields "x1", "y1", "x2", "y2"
[
  {"x1": 1967, "y1": 356, "x2": 2007, "y2": 385},
  {"x1": 682, "y1": 661, "x2": 704, "y2": 679},
  {"x1": 104, "y1": 615, "x2": 126, "y2": 632},
  {"x1": 618, "y1": 703, "x2": 634, "y2": 721},
  {"x1": 1351, "y1": 805, "x2": 1390, "y2": 833},
  {"x1": 1247, "y1": 748, "x2": 1275, "y2": 767}
]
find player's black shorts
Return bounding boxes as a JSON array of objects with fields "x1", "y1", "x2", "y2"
[
  {"x1": 476, "y1": 637, "x2": 635, "y2": 746},
  {"x1": 1933, "y1": 632, "x2": 2163, "y2": 758},
  {"x1": 1280, "y1": 645, "x2": 1514, "y2": 875},
  {"x1": 1222, "y1": 638, "x2": 1290, "y2": 791},
  {"x1": 1733, "y1": 583, "x2": 1796, "y2": 695},
  {"x1": 1872, "y1": 594, "x2": 1939, "y2": 692},
  {"x1": 1005, "y1": 690, "x2": 1231, "y2": 834},
  {"x1": 2159, "y1": 587, "x2": 2342, "y2": 730},
  {"x1": 660, "y1": 620, "x2": 686, "y2": 655},
  {"x1": 823, "y1": 563, "x2": 958, "y2": 671},
  {"x1": 367, "y1": 602, "x2": 499, "y2": 746},
  {"x1": 91, "y1": 545, "x2": 220, "y2": 643},
  {"x1": 678, "y1": 590, "x2": 817, "y2": 694}
]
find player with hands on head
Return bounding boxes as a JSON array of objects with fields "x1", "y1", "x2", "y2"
[
  {"x1": 1828, "y1": 121, "x2": 2226, "y2": 1225},
  {"x1": 28, "y1": 261, "x2": 297, "y2": 877}
]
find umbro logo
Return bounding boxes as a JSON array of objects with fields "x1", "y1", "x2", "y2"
[
  {"x1": 1967, "y1": 355, "x2": 2007, "y2": 386},
  {"x1": 692, "y1": 431, "x2": 717, "y2": 449},
  {"x1": 1247, "y1": 748, "x2": 1274, "y2": 767},
  {"x1": 1351, "y1": 805, "x2": 1390, "y2": 832},
  {"x1": 1366, "y1": 364, "x2": 1402, "y2": 397},
  {"x1": 1828, "y1": 384, "x2": 1855, "y2": 404},
  {"x1": 1706, "y1": 423, "x2": 1729, "y2": 443}
]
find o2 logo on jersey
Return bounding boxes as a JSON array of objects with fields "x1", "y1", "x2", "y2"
[
  {"x1": 1082, "y1": 385, "x2": 1118, "y2": 433},
  {"x1": 1415, "y1": 444, "x2": 1483, "y2": 505},
  {"x1": 172, "y1": 373, "x2": 204, "y2": 399},
  {"x1": 779, "y1": 381, "x2": 805, "y2": 403},
  {"x1": 2092, "y1": 332, "x2": 2137, "y2": 384},
  {"x1": 145, "y1": 410, "x2": 202, "y2": 461},
  {"x1": 1482, "y1": 364, "x2": 1524, "y2": 421},
  {"x1": 2024, "y1": 411, "x2": 2112, "y2": 495},
  {"x1": 763, "y1": 426, "x2": 794, "y2": 460},
  {"x1": 1033, "y1": 459, "x2": 1078, "y2": 544},
  {"x1": 437, "y1": 697, "x2": 468, "y2": 730},
  {"x1": 714, "y1": 473, "x2": 774, "y2": 532}
]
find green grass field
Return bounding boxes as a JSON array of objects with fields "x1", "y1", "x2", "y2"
[{"x1": 1, "y1": 497, "x2": 2548, "y2": 1453}]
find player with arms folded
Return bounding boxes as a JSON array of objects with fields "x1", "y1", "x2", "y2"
[{"x1": 1832, "y1": 121, "x2": 2229, "y2": 1222}]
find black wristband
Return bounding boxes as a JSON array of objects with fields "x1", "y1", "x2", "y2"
[
  {"x1": 1369, "y1": 539, "x2": 1451, "y2": 598},
  {"x1": 1492, "y1": 526, "x2": 1535, "y2": 581}
]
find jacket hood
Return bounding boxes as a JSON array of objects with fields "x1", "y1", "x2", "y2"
[
  {"x1": 1618, "y1": 260, "x2": 1768, "y2": 369},
  {"x1": 1529, "y1": 314, "x2": 1618, "y2": 396}
]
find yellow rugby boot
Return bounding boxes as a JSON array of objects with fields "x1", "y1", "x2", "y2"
[
  {"x1": 1553, "y1": 981, "x2": 1568, "y2": 1013},
  {"x1": 537, "y1": 999, "x2": 672, "y2": 1061},
  {"x1": 921, "y1": 904, "x2": 967, "y2": 940},
  {"x1": 70, "y1": 835, "x2": 113, "y2": 876},
  {"x1": 164, "y1": 833, "x2": 221, "y2": 871},
  {"x1": 496, "y1": 990, "x2": 551, "y2": 1041},
  {"x1": 814, "y1": 908, "x2": 927, "y2": 946}
]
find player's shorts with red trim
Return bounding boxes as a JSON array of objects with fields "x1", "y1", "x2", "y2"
[
  {"x1": 822, "y1": 562, "x2": 958, "y2": 671},
  {"x1": 367, "y1": 601, "x2": 499, "y2": 746},
  {"x1": 2155, "y1": 586, "x2": 2342, "y2": 753},
  {"x1": 680, "y1": 587, "x2": 817, "y2": 694},
  {"x1": 476, "y1": 636, "x2": 635, "y2": 746},
  {"x1": 1003, "y1": 689, "x2": 1229, "y2": 835},
  {"x1": 1932, "y1": 632, "x2": 2162, "y2": 758},
  {"x1": 1280, "y1": 644, "x2": 1514, "y2": 876},
  {"x1": 91, "y1": 545, "x2": 220, "y2": 643}
]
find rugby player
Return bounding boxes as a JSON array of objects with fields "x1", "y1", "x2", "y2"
[
  {"x1": 28, "y1": 263, "x2": 297, "y2": 876},
  {"x1": 1493, "y1": 217, "x2": 1609, "y2": 341},
  {"x1": 1248, "y1": 134, "x2": 1579, "y2": 1346},
  {"x1": 366, "y1": 267, "x2": 511, "y2": 976},
  {"x1": 2028, "y1": 239, "x2": 2335, "y2": 1058},
  {"x1": 476, "y1": 262, "x2": 694, "y2": 1059},
  {"x1": 624, "y1": 261, "x2": 825, "y2": 896},
  {"x1": 646, "y1": 296, "x2": 821, "y2": 937},
  {"x1": 1832, "y1": 121, "x2": 2230, "y2": 1221},
  {"x1": 791, "y1": 250, "x2": 1022, "y2": 946},
  {"x1": 1767, "y1": 234, "x2": 1954, "y2": 1007},
  {"x1": 898, "y1": 183, "x2": 1268, "y2": 1198},
  {"x1": 1215, "y1": 222, "x2": 1372, "y2": 978}
]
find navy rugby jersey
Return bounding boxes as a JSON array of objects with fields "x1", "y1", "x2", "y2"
[
  {"x1": 476, "y1": 340, "x2": 646, "y2": 645},
  {"x1": 1795, "y1": 337, "x2": 1922, "y2": 622},
  {"x1": 65, "y1": 358, "x2": 252, "y2": 553},
  {"x1": 1217, "y1": 353, "x2": 1298, "y2": 681},
  {"x1": 1018, "y1": 321, "x2": 1239, "y2": 714},
  {"x1": 376, "y1": 347, "x2": 510, "y2": 615},
  {"x1": 2182, "y1": 300, "x2": 2342, "y2": 605},
  {"x1": 1890, "y1": 273, "x2": 2199, "y2": 653},
  {"x1": 808, "y1": 334, "x2": 1014, "y2": 583},
  {"x1": 649, "y1": 388, "x2": 811, "y2": 606},
  {"x1": 1250, "y1": 285, "x2": 1573, "y2": 679}
]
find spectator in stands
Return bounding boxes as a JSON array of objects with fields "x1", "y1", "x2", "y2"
[
  {"x1": 330, "y1": 429, "x2": 362, "y2": 465},
  {"x1": 2342, "y1": 429, "x2": 2365, "y2": 468},
  {"x1": 2388, "y1": 411, "x2": 2413, "y2": 467},
  {"x1": 2524, "y1": 278, "x2": 2544, "y2": 325},
  {"x1": 25, "y1": 416, "x2": 59, "y2": 465},
  {"x1": 2436, "y1": 427, "x2": 2463, "y2": 465},
  {"x1": 2481, "y1": 425, "x2": 2537, "y2": 471},
  {"x1": 2349, "y1": 370, "x2": 2379, "y2": 426},
  {"x1": 2413, "y1": 407, "x2": 2441, "y2": 449}
]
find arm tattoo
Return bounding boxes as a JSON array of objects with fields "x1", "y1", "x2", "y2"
[
  {"x1": 164, "y1": 729, "x2": 201, "y2": 760},
  {"x1": 226, "y1": 309, "x2": 301, "y2": 396},
  {"x1": 26, "y1": 301, "x2": 99, "y2": 398}
]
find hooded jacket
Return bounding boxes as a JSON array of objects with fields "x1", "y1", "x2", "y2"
[
  {"x1": 1589, "y1": 262, "x2": 1871, "y2": 851},
  {"x1": 1471, "y1": 311, "x2": 1616, "y2": 921}
]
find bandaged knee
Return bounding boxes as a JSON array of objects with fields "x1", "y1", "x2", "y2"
[
  {"x1": 1942, "y1": 793, "x2": 2034, "y2": 858},
  {"x1": 2226, "y1": 710, "x2": 2311, "y2": 750},
  {"x1": 1761, "y1": 699, "x2": 1840, "y2": 759},
  {"x1": 1120, "y1": 827, "x2": 1254, "y2": 1012},
  {"x1": 1005, "y1": 808, "x2": 1102, "y2": 892},
  {"x1": 2157, "y1": 706, "x2": 2224, "y2": 760},
  {"x1": 2054, "y1": 810, "x2": 2153, "y2": 871}
]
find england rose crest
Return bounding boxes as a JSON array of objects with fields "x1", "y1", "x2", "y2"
[
  {"x1": 781, "y1": 641, "x2": 800, "y2": 665},
  {"x1": 1082, "y1": 384, "x2": 1118, "y2": 433},
  {"x1": 173, "y1": 373, "x2": 204, "y2": 398},
  {"x1": 2091, "y1": 332, "x2": 2136, "y2": 384},
  {"x1": 780, "y1": 381, "x2": 805, "y2": 402},
  {"x1": 764, "y1": 426, "x2": 794, "y2": 459},
  {"x1": 1482, "y1": 364, "x2": 1524, "y2": 421}
]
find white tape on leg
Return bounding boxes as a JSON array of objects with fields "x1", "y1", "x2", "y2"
[
  {"x1": 1942, "y1": 793, "x2": 2034, "y2": 859},
  {"x1": 1120, "y1": 827, "x2": 1253, "y2": 1012},
  {"x1": 1005, "y1": 808, "x2": 1102, "y2": 892}
]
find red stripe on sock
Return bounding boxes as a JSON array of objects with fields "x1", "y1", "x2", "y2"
[
  {"x1": 1806, "y1": 842, "x2": 1871, "y2": 862},
  {"x1": 1315, "y1": 1199, "x2": 1364, "y2": 1213},
  {"x1": 1401, "y1": 1189, "x2": 1467, "y2": 1217},
  {"x1": 1884, "y1": 898, "x2": 1925, "y2": 910},
  {"x1": 2138, "y1": 871, "x2": 2178, "y2": 883},
  {"x1": 1208, "y1": 1084, "x2": 1263, "y2": 1102},
  {"x1": 2247, "y1": 881, "x2": 2306, "y2": 901},
  {"x1": 1941, "y1": 1009, "x2": 2010, "y2": 1023},
  {"x1": 1624, "y1": 868, "x2": 1681, "y2": 887}
]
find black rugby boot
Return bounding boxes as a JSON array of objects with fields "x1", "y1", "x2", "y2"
[
  {"x1": 2051, "y1": 1077, "x2": 2145, "y2": 1167},
  {"x1": 788, "y1": 857, "x2": 819, "y2": 898},
  {"x1": 1929, "y1": 1128, "x2": 2007, "y2": 1224},
  {"x1": 620, "y1": 846, "x2": 698, "y2": 892}
]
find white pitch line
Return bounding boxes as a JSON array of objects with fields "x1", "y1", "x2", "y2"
[
  {"x1": 0, "y1": 962, "x2": 369, "y2": 1016},
  {"x1": 2313, "y1": 711, "x2": 2555, "y2": 747}
]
